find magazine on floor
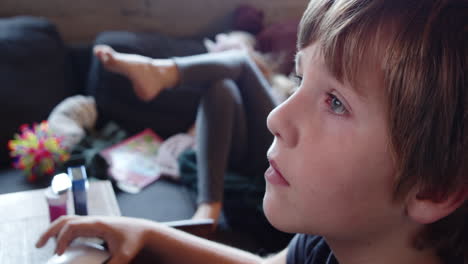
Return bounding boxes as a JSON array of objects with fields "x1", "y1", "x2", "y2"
[{"x1": 100, "y1": 128, "x2": 163, "y2": 193}]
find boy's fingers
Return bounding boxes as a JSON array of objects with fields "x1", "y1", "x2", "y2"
[
  {"x1": 55, "y1": 222, "x2": 75, "y2": 255},
  {"x1": 35, "y1": 216, "x2": 73, "y2": 248},
  {"x1": 55, "y1": 220, "x2": 108, "y2": 255},
  {"x1": 54, "y1": 221, "x2": 93, "y2": 255}
]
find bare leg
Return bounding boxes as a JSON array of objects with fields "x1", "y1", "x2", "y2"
[{"x1": 93, "y1": 45, "x2": 179, "y2": 101}]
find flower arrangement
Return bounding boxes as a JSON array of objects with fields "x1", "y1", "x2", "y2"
[{"x1": 8, "y1": 121, "x2": 70, "y2": 182}]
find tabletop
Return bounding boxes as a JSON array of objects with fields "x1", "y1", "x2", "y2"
[{"x1": 0, "y1": 180, "x2": 121, "y2": 263}]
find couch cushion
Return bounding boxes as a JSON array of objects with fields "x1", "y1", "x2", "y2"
[{"x1": 0, "y1": 16, "x2": 75, "y2": 167}]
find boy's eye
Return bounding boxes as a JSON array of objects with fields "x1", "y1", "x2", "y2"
[
  {"x1": 293, "y1": 75, "x2": 303, "y2": 86},
  {"x1": 326, "y1": 93, "x2": 347, "y2": 115}
]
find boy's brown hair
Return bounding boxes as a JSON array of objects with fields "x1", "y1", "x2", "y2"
[{"x1": 297, "y1": 0, "x2": 467, "y2": 261}]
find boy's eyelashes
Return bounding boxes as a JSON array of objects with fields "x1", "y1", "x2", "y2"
[
  {"x1": 290, "y1": 75, "x2": 350, "y2": 116},
  {"x1": 292, "y1": 74, "x2": 303, "y2": 86}
]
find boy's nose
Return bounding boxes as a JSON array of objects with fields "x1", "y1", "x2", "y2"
[{"x1": 266, "y1": 100, "x2": 298, "y2": 148}]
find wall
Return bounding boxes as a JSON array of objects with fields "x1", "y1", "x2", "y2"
[{"x1": 0, "y1": 0, "x2": 308, "y2": 43}]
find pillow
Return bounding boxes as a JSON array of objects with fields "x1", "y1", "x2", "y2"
[
  {"x1": 232, "y1": 4, "x2": 264, "y2": 35},
  {"x1": 256, "y1": 19, "x2": 300, "y2": 75},
  {"x1": 48, "y1": 95, "x2": 97, "y2": 150},
  {"x1": 0, "y1": 16, "x2": 73, "y2": 167}
]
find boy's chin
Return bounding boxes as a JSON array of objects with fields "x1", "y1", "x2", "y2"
[{"x1": 262, "y1": 193, "x2": 298, "y2": 234}]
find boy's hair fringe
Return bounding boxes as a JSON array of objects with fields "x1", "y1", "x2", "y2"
[{"x1": 297, "y1": 0, "x2": 468, "y2": 262}]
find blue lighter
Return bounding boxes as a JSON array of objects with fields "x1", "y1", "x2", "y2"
[{"x1": 68, "y1": 165, "x2": 89, "y2": 216}]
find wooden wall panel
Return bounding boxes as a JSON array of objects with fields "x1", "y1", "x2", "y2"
[{"x1": 0, "y1": 0, "x2": 308, "y2": 43}]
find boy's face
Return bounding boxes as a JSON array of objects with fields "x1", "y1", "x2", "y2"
[{"x1": 264, "y1": 43, "x2": 409, "y2": 242}]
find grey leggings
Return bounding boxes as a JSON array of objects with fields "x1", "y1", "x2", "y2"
[{"x1": 173, "y1": 50, "x2": 278, "y2": 204}]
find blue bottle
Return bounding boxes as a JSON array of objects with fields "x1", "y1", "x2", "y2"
[{"x1": 68, "y1": 166, "x2": 88, "y2": 216}]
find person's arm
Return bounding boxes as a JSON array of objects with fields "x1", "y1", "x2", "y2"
[
  {"x1": 145, "y1": 226, "x2": 289, "y2": 264},
  {"x1": 145, "y1": 223, "x2": 261, "y2": 264},
  {"x1": 264, "y1": 249, "x2": 288, "y2": 264},
  {"x1": 36, "y1": 215, "x2": 287, "y2": 264}
]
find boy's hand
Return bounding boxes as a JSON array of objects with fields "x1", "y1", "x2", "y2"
[{"x1": 36, "y1": 215, "x2": 149, "y2": 264}]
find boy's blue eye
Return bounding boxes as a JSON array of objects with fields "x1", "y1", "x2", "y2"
[
  {"x1": 327, "y1": 94, "x2": 347, "y2": 115},
  {"x1": 293, "y1": 75, "x2": 303, "y2": 86}
]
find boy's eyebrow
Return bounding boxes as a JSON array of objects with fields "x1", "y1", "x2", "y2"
[{"x1": 298, "y1": 48, "x2": 368, "y2": 100}]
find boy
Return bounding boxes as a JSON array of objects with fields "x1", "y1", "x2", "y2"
[{"x1": 36, "y1": 0, "x2": 467, "y2": 263}]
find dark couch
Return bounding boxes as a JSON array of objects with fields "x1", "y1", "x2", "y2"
[
  {"x1": 0, "y1": 16, "x2": 203, "y2": 220},
  {"x1": 0, "y1": 16, "x2": 292, "y2": 254}
]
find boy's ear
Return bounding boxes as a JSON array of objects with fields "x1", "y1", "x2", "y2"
[{"x1": 406, "y1": 186, "x2": 468, "y2": 224}]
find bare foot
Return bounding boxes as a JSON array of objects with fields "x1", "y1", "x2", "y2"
[
  {"x1": 192, "y1": 202, "x2": 222, "y2": 228},
  {"x1": 93, "y1": 44, "x2": 179, "y2": 101}
]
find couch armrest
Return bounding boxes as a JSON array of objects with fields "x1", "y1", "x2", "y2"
[{"x1": 164, "y1": 218, "x2": 215, "y2": 238}]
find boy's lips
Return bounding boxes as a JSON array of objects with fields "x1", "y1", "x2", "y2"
[{"x1": 265, "y1": 159, "x2": 290, "y2": 186}]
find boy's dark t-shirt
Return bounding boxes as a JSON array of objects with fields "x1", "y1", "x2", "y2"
[
  {"x1": 286, "y1": 234, "x2": 464, "y2": 264},
  {"x1": 287, "y1": 234, "x2": 338, "y2": 264}
]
